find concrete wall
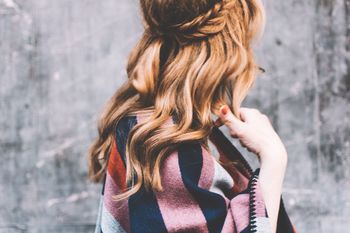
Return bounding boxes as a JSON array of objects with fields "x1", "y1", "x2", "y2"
[{"x1": 0, "y1": 0, "x2": 349, "y2": 232}]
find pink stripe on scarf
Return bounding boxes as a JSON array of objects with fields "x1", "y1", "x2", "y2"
[
  {"x1": 230, "y1": 193, "x2": 250, "y2": 232},
  {"x1": 103, "y1": 172, "x2": 130, "y2": 232},
  {"x1": 198, "y1": 147, "x2": 215, "y2": 190},
  {"x1": 154, "y1": 150, "x2": 209, "y2": 233},
  {"x1": 136, "y1": 111, "x2": 208, "y2": 232}
]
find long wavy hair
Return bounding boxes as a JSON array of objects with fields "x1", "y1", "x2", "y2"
[{"x1": 88, "y1": 0, "x2": 265, "y2": 201}]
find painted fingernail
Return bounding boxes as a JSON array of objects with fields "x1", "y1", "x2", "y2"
[{"x1": 220, "y1": 105, "x2": 228, "y2": 115}]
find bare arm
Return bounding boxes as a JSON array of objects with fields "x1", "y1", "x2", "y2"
[
  {"x1": 258, "y1": 147, "x2": 287, "y2": 233},
  {"x1": 215, "y1": 105, "x2": 288, "y2": 233}
]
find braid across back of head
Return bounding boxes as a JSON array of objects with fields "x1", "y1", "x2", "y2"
[{"x1": 144, "y1": 0, "x2": 236, "y2": 43}]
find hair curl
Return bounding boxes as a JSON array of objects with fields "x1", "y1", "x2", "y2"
[{"x1": 87, "y1": 0, "x2": 266, "y2": 201}]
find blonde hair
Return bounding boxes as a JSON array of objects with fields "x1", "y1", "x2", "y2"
[{"x1": 87, "y1": 0, "x2": 265, "y2": 201}]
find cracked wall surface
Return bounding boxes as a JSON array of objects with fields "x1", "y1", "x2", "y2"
[{"x1": 0, "y1": 0, "x2": 349, "y2": 232}]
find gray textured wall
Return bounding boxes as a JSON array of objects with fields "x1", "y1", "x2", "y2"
[{"x1": 0, "y1": 0, "x2": 349, "y2": 232}]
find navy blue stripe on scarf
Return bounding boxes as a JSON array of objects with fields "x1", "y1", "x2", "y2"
[
  {"x1": 178, "y1": 142, "x2": 228, "y2": 233},
  {"x1": 127, "y1": 116, "x2": 168, "y2": 233},
  {"x1": 129, "y1": 185, "x2": 168, "y2": 233},
  {"x1": 115, "y1": 115, "x2": 138, "y2": 167}
]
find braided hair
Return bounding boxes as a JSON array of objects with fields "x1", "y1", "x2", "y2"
[{"x1": 88, "y1": 0, "x2": 266, "y2": 200}]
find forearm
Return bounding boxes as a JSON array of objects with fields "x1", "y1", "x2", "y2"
[
  {"x1": 258, "y1": 149, "x2": 288, "y2": 233},
  {"x1": 214, "y1": 105, "x2": 289, "y2": 232}
]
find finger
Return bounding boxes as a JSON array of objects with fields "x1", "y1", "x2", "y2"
[
  {"x1": 219, "y1": 105, "x2": 244, "y2": 126},
  {"x1": 218, "y1": 105, "x2": 245, "y2": 135},
  {"x1": 239, "y1": 107, "x2": 261, "y2": 123},
  {"x1": 239, "y1": 140, "x2": 246, "y2": 148}
]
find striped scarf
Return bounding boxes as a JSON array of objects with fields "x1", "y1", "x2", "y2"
[{"x1": 93, "y1": 111, "x2": 297, "y2": 233}]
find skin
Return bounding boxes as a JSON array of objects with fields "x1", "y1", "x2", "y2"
[{"x1": 214, "y1": 105, "x2": 288, "y2": 233}]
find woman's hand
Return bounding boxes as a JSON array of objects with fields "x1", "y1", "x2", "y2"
[
  {"x1": 214, "y1": 105, "x2": 287, "y2": 166},
  {"x1": 214, "y1": 105, "x2": 288, "y2": 233}
]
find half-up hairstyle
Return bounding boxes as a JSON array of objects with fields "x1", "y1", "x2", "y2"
[{"x1": 87, "y1": 0, "x2": 266, "y2": 201}]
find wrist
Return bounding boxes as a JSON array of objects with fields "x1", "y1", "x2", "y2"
[{"x1": 258, "y1": 144, "x2": 288, "y2": 168}]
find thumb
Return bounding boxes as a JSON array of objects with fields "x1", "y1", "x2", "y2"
[{"x1": 218, "y1": 105, "x2": 245, "y2": 136}]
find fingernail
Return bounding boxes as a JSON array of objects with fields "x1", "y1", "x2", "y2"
[{"x1": 220, "y1": 105, "x2": 228, "y2": 115}]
